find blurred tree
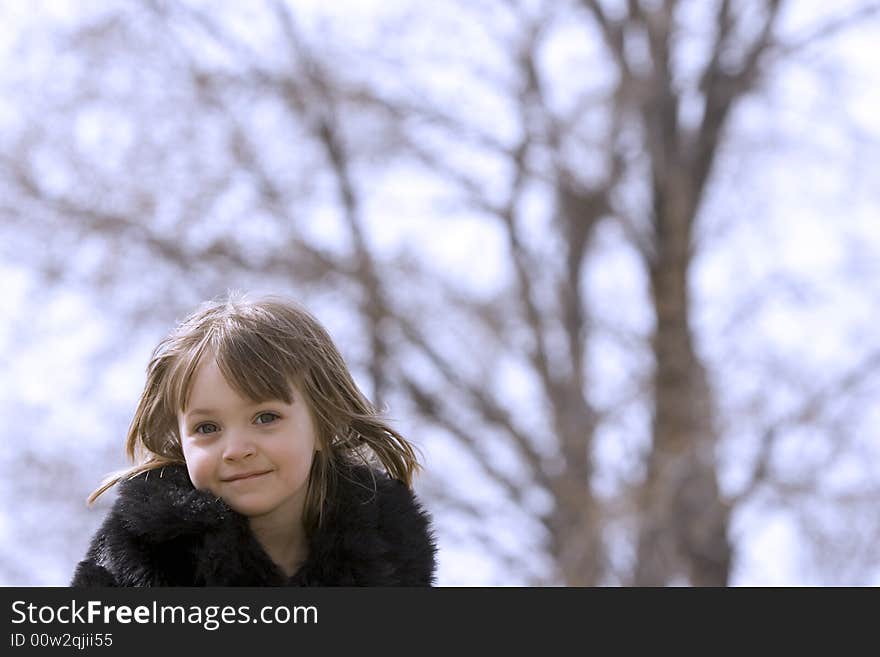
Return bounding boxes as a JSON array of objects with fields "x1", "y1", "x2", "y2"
[{"x1": 1, "y1": 0, "x2": 879, "y2": 585}]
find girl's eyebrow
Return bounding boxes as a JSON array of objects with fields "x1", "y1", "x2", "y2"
[
  {"x1": 185, "y1": 401, "x2": 285, "y2": 418},
  {"x1": 185, "y1": 408, "x2": 217, "y2": 418}
]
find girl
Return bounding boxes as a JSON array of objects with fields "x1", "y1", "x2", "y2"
[{"x1": 71, "y1": 293, "x2": 437, "y2": 586}]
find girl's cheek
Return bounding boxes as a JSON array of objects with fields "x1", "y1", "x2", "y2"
[
  {"x1": 182, "y1": 445, "x2": 213, "y2": 490},
  {"x1": 187, "y1": 464, "x2": 213, "y2": 492}
]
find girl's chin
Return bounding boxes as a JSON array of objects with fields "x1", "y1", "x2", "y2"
[{"x1": 221, "y1": 496, "x2": 271, "y2": 516}]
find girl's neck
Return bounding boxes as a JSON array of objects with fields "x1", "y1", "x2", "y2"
[{"x1": 248, "y1": 515, "x2": 309, "y2": 577}]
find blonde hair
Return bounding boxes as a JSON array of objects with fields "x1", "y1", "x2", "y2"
[{"x1": 89, "y1": 291, "x2": 421, "y2": 533}]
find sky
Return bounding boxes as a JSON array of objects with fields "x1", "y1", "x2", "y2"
[{"x1": 1, "y1": 0, "x2": 879, "y2": 587}]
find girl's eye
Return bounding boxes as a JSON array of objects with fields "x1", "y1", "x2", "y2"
[
  {"x1": 255, "y1": 412, "x2": 279, "y2": 425},
  {"x1": 194, "y1": 423, "x2": 219, "y2": 435}
]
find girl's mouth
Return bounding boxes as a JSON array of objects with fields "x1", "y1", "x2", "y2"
[{"x1": 222, "y1": 470, "x2": 272, "y2": 483}]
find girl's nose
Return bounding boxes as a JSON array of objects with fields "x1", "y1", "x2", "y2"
[{"x1": 222, "y1": 429, "x2": 256, "y2": 461}]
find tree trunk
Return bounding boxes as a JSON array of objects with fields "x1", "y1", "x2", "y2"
[
  {"x1": 548, "y1": 471, "x2": 604, "y2": 586},
  {"x1": 546, "y1": 385, "x2": 605, "y2": 586},
  {"x1": 634, "y1": 169, "x2": 732, "y2": 586}
]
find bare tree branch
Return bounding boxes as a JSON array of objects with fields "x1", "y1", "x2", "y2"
[{"x1": 729, "y1": 347, "x2": 880, "y2": 507}]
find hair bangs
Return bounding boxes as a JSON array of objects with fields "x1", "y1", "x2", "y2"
[
  {"x1": 211, "y1": 322, "x2": 296, "y2": 405},
  {"x1": 167, "y1": 332, "x2": 215, "y2": 415}
]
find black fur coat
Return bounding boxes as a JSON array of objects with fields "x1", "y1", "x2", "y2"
[{"x1": 70, "y1": 463, "x2": 437, "y2": 586}]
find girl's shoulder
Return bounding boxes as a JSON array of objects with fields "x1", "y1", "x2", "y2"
[
  {"x1": 325, "y1": 461, "x2": 438, "y2": 585},
  {"x1": 332, "y1": 460, "x2": 421, "y2": 514}
]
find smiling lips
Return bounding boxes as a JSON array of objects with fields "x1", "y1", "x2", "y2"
[{"x1": 221, "y1": 470, "x2": 272, "y2": 483}]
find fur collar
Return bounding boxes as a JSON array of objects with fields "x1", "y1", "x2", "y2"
[{"x1": 72, "y1": 463, "x2": 437, "y2": 586}]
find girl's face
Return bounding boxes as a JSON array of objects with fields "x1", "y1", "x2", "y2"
[{"x1": 178, "y1": 357, "x2": 318, "y2": 525}]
